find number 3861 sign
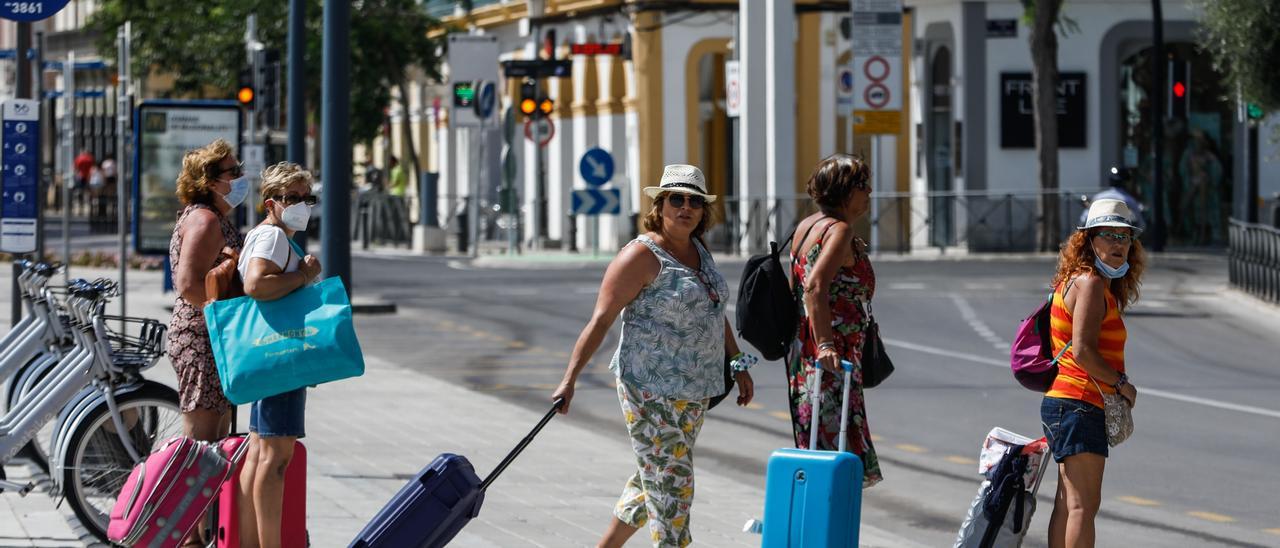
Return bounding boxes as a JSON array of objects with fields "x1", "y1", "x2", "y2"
[{"x1": 1, "y1": 0, "x2": 70, "y2": 22}]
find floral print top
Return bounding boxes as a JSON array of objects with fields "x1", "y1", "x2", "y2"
[{"x1": 609, "y1": 235, "x2": 728, "y2": 400}]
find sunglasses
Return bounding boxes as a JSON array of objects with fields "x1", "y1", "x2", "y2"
[
  {"x1": 666, "y1": 193, "x2": 706, "y2": 210},
  {"x1": 1095, "y1": 230, "x2": 1133, "y2": 244},
  {"x1": 212, "y1": 162, "x2": 244, "y2": 180},
  {"x1": 694, "y1": 269, "x2": 720, "y2": 305},
  {"x1": 271, "y1": 194, "x2": 318, "y2": 206}
]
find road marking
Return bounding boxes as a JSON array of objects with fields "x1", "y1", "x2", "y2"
[
  {"x1": 1186, "y1": 511, "x2": 1236, "y2": 523},
  {"x1": 944, "y1": 455, "x2": 976, "y2": 465},
  {"x1": 1262, "y1": 528, "x2": 1280, "y2": 536},
  {"x1": 869, "y1": 433, "x2": 883, "y2": 442},
  {"x1": 962, "y1": 282, "x2": 1006, "y2": 290},
  {"x1": 885, "y1": 282, "x2": 927, "y2": 290},
  {"x1": 884, "y1": 337, "x2": 1280, "y2": 420},
  {"x1": 1116, "y1": 495, "x2": 1161, "y2": 507},
  {"x1": 574, "y1": 287, "x2": 599, "y2": 295},
  {"x1": 768, "y1": 411, "x2": 791, "y2": 421},
  {"x1": 950, "y1": 293, "x2": 1009, "y2": 351},
  {"x1": 894, "y1": 443, "x2": 927, "y2": 454},
  {"x1": 506, "y1": 340, "x2": 528, "y2": 348},
  {"x1": 745, "y1": 402, "x2": 765, "y2": 410}
]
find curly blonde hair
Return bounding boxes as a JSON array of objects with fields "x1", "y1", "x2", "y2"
[
  {"x1": 260, "y1": 162, "x2": 313, "y2": 200},
  {"x1": 175, "y1": 139, "x2": 235, "y2": 206},
  {"x1": 1052, "y1": 229, "x2": 1145, "y2": 311}
]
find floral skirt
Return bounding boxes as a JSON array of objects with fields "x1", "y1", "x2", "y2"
[
  {"x1": 786, "y1": 352, "x2": 883, "y2": 488},
  {"x1": 614, "y1": 381, "x2": 707, "y2": 547}
]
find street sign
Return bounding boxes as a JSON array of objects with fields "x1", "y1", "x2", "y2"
[
  {"x1": 0, "y1": 0, "x2": 70, "y2": 22},
  {"x1": 852, "y1": 0, "x2": 903, "y2": 134},
  {"x1": 447, "y1": 34, "x2": 499, "y2": 128},
  {"x1": 500, "y1": 59, "x2": 572, "y2": 79},
  {"x1": 2, "y1": 99, "x2": 39, "y2": 253},
  {"x1": 569, "y1": 43, "x2": 623, "y2": 56},
  {"x1": 579, "y1": 147, "x2": 613, "y2": 187},
  {"x1": 572, "y1": 188, "x2": 621, "y2": 216},
  {"x1": 524, "y1": 117, "x2": 554, "y2": 147},
  {"x1": 724, "y1": 60, "x2": 740, "y2": 118},
  {"x1": 837, "y1": 66, "x2": 854, "y2": 116},
  {"x1": 474, "y1": 80, "x2": 496, "y2": 120},
  {"x1": 243, "y1": 143, "x2": 266, "y2": 176}
]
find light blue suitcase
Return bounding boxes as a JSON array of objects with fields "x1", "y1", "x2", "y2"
[{"x1": 761, "y1": 361, "x2": 863, "y2": 548}]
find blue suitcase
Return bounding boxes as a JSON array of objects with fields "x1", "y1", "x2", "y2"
[
  {"x1": 349, "y1": 400, "x2": 563, "y2": 548},
  {"x1": 761, "y1": 361, "x2": 863, "y2": 548}
]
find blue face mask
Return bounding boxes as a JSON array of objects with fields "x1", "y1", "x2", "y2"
[
  {"x1": 220, "y1": 177, "x2": 250, "y2": 208},
  {"x1": 1094, "y1": 255, "x2": 1130, "y2": 279}
]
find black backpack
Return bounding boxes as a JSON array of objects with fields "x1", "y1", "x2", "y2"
[{"x1": 735, "y1": 221, "x2": 826, "y2": 361}]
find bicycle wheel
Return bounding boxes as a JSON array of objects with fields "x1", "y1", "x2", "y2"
[{"x1": 60, "y1": 381, "x2": 182, "y2": 542}]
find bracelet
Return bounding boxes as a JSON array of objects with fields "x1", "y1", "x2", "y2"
[
  {"x1": 817, "y1": 342, "x2": 836, "y2": 352},
  {"x1": 730, "y1": 352, "x2": 759, "y2": 373}
]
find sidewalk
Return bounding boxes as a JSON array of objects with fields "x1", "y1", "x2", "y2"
[{"x1": 0, "y1": 267, "x2": 923, "y2": 547}]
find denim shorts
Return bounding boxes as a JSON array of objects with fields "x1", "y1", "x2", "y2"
[
  {"x1": 250, "y1": 387, "x2": 307, "y2": 438},
  {"x1": 1041, "y1": 396, "x2": 1107, "y2": 462}
]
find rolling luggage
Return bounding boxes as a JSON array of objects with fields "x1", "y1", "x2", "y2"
[
  {"x1": 214, "y1": 435, "x2": 308, "y2": 548},
  {"x1": 348, "y1": 399, "x2": 563, "y2": 548},
  {"x1": 107, "y1": 436, "x2": 248, "y2": 547},
  {"x1": 953, "y1": 427, "x2": 1051, "y2": 548},
  {"x1": 760, "y1": 360, "x2": 863, "y2": 548}
]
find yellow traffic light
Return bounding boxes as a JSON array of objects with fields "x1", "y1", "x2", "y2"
[
  {"x1": 520, "y1": 98, "x2": 538, "y2": 116},
  {"x1": 237, "y1": 86, "x2": 255, "y2": 106},
  {"x1": 538, "y1": 98, "x2": 554, "y2": 116}
]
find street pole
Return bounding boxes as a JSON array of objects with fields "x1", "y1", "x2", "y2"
[
  {"x1": 1150, "y1": 0, "x2": 1166, "y2": 252},
  {"x1": 12, "y1": 22, "x2": 31, "y2": 325},
  {"x1": 117, "y1": 22, "x2": 131, "y2": 324},
  {"x1": 62, "y1": 52, "x2": 74, "y2": 285},
  {"x1": 870, "y1": 136, "x2": 880, "y2": 253},
  {"x1": 288, "y1": 0, "x2": 305, "y2": 166},
  {"x1": 321, "y1": 0, "x2": 352, "y2": 290},
  {"x1": 245, "y1": 15, "x2": 261, "y2": 227},
  {"x1": 34, "y1": 31, "x2": 44, "y2": 265},
  {"x1": 471, "y1": 123, "x2": 481, "y2": 258}
]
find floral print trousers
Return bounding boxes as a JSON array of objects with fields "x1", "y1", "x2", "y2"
[{"x1": 614, "y1": 381, "x2": 707, "y2": 547}]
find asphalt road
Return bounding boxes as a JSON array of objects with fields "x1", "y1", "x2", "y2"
[{"x1": 347, "y1": 251, "x2": 1280, "y2": 547}]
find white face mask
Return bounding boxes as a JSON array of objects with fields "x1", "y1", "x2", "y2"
[
  {"x1": 280, "y1": 202, "x2": 311, "y2": 231},
  {"x1": 220, "y1": 177, "x2": 250, "y2": 208}
]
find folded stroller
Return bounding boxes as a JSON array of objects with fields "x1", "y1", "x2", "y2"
[{"x1": 953, "y1": 427, "x2": 1051, "y2": 548}]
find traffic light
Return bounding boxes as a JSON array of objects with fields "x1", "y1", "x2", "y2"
[
  {"x1": 259, "y1": 49, "x2": 281, "y2": 129},
  {"x1": 237, "y1": 68, "x2": 255, "y2": 109},
  {"x1": 519, "y1": 79, "x2": 555, "y2": 119},
  {"x1": 1168, "y1": 60, "x2": 1189, "y2": 120},
  {"x1": 538, "y1": 95, "x2": 554, "y2": 117}
]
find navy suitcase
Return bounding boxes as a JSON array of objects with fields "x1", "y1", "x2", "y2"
[
  {"x1": 760, "y1": 361, "x2": 864, "y2": 548},
  {"x1": 349, "y1": 399, "x2": 562, "y2": 548}
]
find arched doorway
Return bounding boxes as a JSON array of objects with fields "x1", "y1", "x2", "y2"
[
  {"x1": 928, "y1": 46, "x2": 955, "y2": 247},
  {"x1": 1120, "y1": 43, "x2": 1234, "y2": 245}
]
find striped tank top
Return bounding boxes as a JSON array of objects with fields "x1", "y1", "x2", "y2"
[{"x1": 1044, "y1": 278, "x2": 1126, "y2": 408}]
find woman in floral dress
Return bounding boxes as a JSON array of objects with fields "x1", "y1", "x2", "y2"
[
  {"x1": 788, "y1": 154, "x2": 882, "y2": 487},
  {"x1": 553, "y1": 165, "x2": 756, "y2": 548}
]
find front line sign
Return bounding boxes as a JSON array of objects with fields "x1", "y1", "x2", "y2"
[{"x1": 1, "y1": 99, "x2": 39, "y2": 253}]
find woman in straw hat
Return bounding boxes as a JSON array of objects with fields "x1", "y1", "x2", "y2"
[
  {"x1": 553, "y1": 164, "x2": 756, "y2": 547},
  {"x1": 1042, "y1": 198, "x2": 1144, "y2": 547}
]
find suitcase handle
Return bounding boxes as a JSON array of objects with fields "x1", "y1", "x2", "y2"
[
  {"x1": 808, "y1": 361, "x2": 854, "y2": 453},
  {"x1": 480, "y1": 398, "x2": 564, "y2": 491}
]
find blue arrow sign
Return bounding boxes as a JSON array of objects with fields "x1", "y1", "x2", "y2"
[
  {"x1": 2, "y1": 99, "x2": 39, "y2": 253},
  {"x1": 474, "y1": 80, "x2": 496, "y2": 120},
  {"x1": 572, "y1": 188, "x2": 621, "y2": 216},
  {"x1": 579, "y1": 147, "x2": 614, "y2": 187},
  {"x1": 0, "y1": 0, "x2": 70, "y2": 22}
]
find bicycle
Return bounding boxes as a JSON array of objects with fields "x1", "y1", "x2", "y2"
[{"x1": 0, "y1": 261, "x2": 182, "y2": 543}]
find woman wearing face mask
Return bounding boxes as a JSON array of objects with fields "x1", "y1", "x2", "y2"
[
  {"x1": 1041, "y1": 198, "x2": 1145, "y2": 548},
  {"x1": 234, "y1": 162, "x2": 320, "y2": 548},
  {"x1": 168, "y1": 139, "x2": 249, "y2": 443}
]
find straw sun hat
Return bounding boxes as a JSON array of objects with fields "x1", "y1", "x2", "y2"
[{"x1": 642, "y1": 164, "x2": 717, "y2": 203}]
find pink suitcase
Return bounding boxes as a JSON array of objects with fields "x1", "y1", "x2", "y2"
[
  {"x1": 215, "y1": 435, "x2": 308, "y2": 548},
  {"x1": 107, "y1": 436, "x2": 248, "y2": 547}
]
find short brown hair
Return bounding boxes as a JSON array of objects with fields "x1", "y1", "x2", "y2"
[
  {"x1": 260, "y1": 162, "x2": 313, "y2": 200},
  {"x1": 175, "y1": 139, "x2": 235, "y2": 206},
  {"x1": 806, "y1": 154, "x2": 870, "y2": 210},
  {"x1": 642, "y1": 193, "x2": 717, "y2": 240}
]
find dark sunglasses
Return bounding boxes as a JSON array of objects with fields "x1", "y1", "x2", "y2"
[
  {"x1": 694, "y1": 269, "x2": 720, "y2": 305},
  {"x1": 212, "y1": 162, "x2": 244, "y2": 179},
  {"x1": 666, "y1": 193, "x2": 706, "y2": 210},
  {"x1": 271, "y1": 194, "x2": 318, "y2": 206},
  {"x1": 1095, "y1": 230, "x2": 1132, "y2": 244}
]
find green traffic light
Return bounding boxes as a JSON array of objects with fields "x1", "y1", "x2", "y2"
[{"x1": 1247, "y1": 103, "x2": 1265, "y2": 120}]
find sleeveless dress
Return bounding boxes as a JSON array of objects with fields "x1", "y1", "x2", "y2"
[
  {"x1": 787, "y1": 220, "x2": 883, "y2": 487},
  {"x1": 167, "y1": 204, "x2": 243, "y2": 414}
]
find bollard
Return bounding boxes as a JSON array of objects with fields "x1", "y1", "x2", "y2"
[
  {"x1": 360, "y1": 200, "x2": 370, "y2": 250},
  {"x1": 566, "y1": 212, "x2": 578, "y2": 253},
  {"x1": 456, "y1": 197, "x2": 470, "y2": 254}
]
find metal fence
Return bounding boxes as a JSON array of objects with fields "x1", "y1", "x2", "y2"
[
  {"x1": 1228, "y1": 218, "x2": 1280, "y2": 304},
  {"x1": 703, "y1": 189, "x2": 1103, "y2": 256}
]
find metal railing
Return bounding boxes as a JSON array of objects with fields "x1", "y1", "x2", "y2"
[{"x1": 1228, "y1": 218, "x2": 1280, "y2": 304}]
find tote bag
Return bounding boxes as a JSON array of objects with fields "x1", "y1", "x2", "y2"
[{"x1": 205, "y1": 276, "x2": 364, "y2": 405}]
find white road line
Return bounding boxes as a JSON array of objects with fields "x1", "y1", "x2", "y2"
[
  {"x1": 950, "y1": 293, "x2": 1011, "y2": 352},
  {"x1": 884, "y1": 337, "x2": 1280, "y2": 420},
  {"x1": 885, "y1": 282, "x2": 928, "y2": 290}
]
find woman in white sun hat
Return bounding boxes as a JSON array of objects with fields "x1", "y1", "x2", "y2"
[
  {"x1": 1041, "y1": 198, "x2": 1145, "y2": 547},
  {"x1": 553, "y1": 164, "x2": 756, "y2": 547}
]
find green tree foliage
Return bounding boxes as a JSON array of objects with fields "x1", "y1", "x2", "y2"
[
  {"x1": 89, "y1": 0, "x2": 445, "y2": 145},
  {"x1": 1197, "y1": 0, "x2": 1280, "y2": 112}
]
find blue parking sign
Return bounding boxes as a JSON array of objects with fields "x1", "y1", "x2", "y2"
[
  {"x1": 0, "y1": 0, "x2": 71, "y2": 22},
  {"x1": 2, "y1": 99, "x2": 39, "y2": 253}
]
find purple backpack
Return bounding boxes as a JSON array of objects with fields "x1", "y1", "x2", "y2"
[{"x1": 1010, "y1": 283, "x2": 1073, "y2": 392}]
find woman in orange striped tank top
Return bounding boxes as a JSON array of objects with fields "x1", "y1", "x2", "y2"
[{"x1": 1041, "y1": 199, "x2": 1145, "y2": 548}]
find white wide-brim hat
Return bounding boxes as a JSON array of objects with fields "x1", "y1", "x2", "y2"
[
  {"x1": 642, "y1": 164, "x2": 718, "y2": 203},
  {"x1": 1079, "y1": 198, "x2": 1141, "y2": 234}
]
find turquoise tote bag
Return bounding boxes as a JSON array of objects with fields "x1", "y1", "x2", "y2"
[{"x1": 205, "y1": 276, "x2": 365, "y2": 405}]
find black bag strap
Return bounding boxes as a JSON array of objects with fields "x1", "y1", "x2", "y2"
[{"x1": 480, "y1": 398, "x2": 564, "y2": 491}]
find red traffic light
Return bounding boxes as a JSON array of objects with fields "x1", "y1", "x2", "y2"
[{"x1": 1173, "y1": 81, "x2": 1186, "y2": 98}]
